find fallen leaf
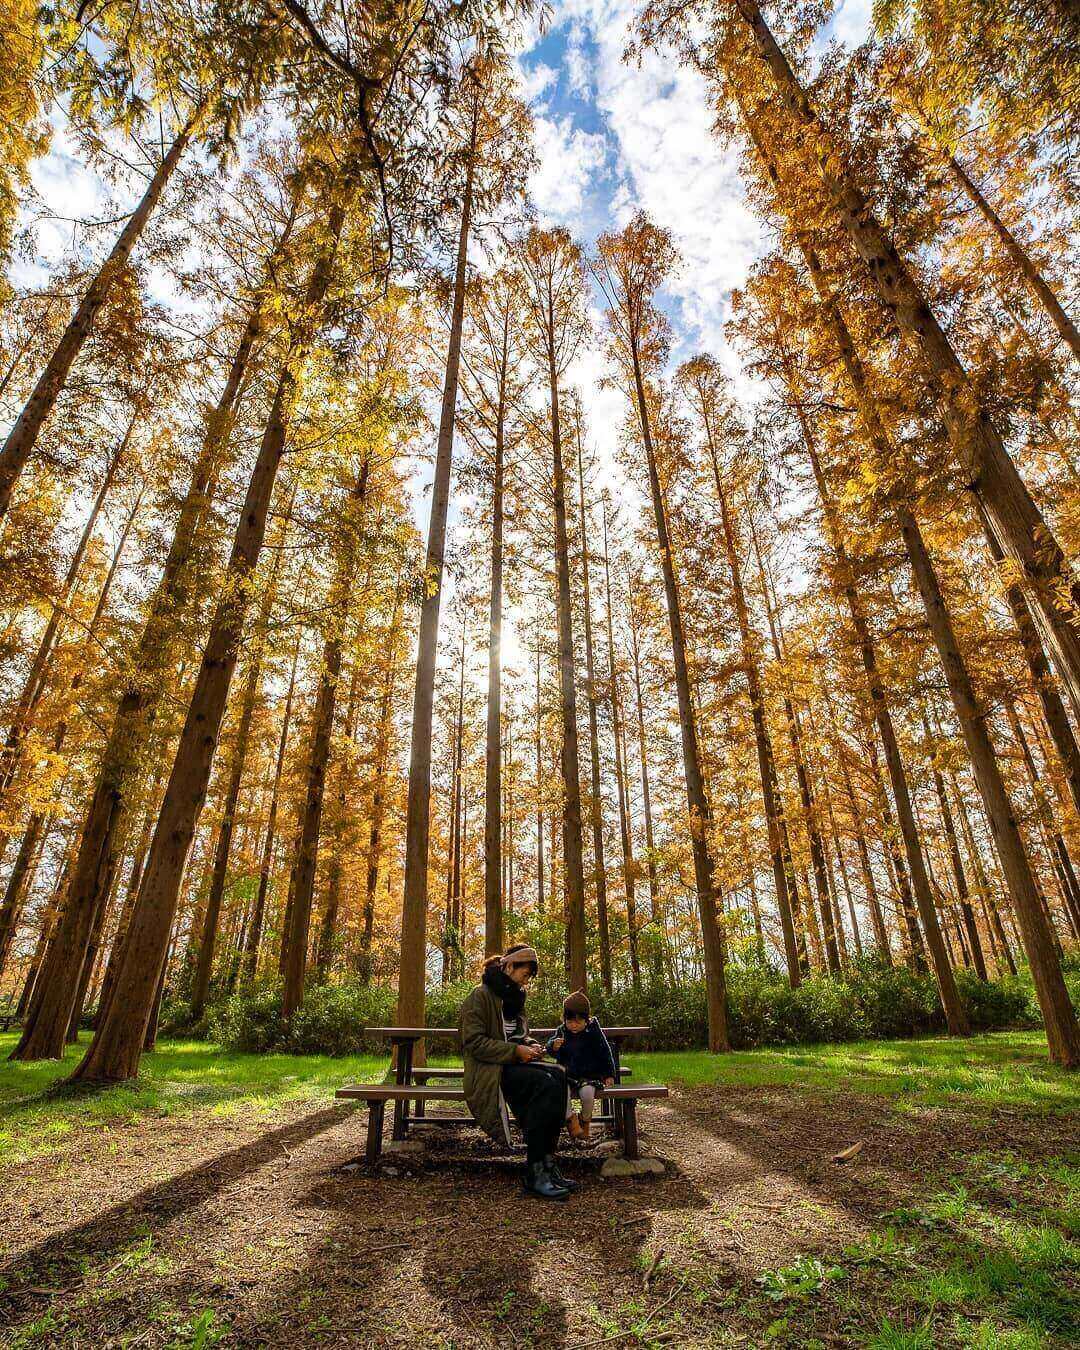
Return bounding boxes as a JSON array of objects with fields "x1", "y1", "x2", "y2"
[{"x1": 831, "y1": 1141, "x2": 864, "y2": 1163}]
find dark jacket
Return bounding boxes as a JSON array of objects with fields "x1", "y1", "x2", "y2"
[{"x1": 545, "y1": 1017, "x2": 615, "y2": 1082}]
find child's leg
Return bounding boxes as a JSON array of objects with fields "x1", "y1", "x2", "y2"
[{"x1": 579, "y1": 1083, "x2": 597, "y2": 1124}]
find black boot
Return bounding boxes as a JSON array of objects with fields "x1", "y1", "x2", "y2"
[
  {"x1": 544, "y1": 1155, "x2": 580, "y2": 1191},
  {"x1": 523, "y1": 1161, "x2": 570, "y2": 1200}
]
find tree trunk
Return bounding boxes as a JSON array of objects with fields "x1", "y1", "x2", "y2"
[
  {"x1": 899, "y1": 508, "x2": 1079, "y2": 1065},
  {"x1": 975, "y1": 499, "x2": 1080, "y2": 823},
  {"x1": 944, "y1": 151, "x2": 1080, "y2": 362},
  {"x1": 70, "y1": 208, "x2": 344, "y2": 1083},
  {"x1": 8, "y1": 212, "x2": 289, "y2": 1063},
  {"x1": 397, "y1": 105, "x2": 477, "y2": 1030},
  {"x1": 707, "y1": 426, "x2": 799, "y2": 977},
  {"x1": 1007, "y1": 702, "x2": 1080, "y2": 938},
  {"x1": 0, "y1": 414, "x2": 132, "y2": 847},
  {"x1": 358, "y1": 585, "x2": 402, "y2": 982},
  {"x1": 603, "y1": 499, "x2": 639, "y2": 989},
  {"x1": 243, "y1": 618, "x2": 302, "y2": 985},
  {"x1": 547, "y1": 323, "x2": 587, "y2": 992},
  {"x1": 729, "y1": 2, "x2": 1080, "y2": 707},
  {"x1": 630, "y1": 342, "x2": 728, "y2": 1050},
  {"x1": 922, "y1": 712, "x2": 988, "y2": 980},
  {"x1": 282, "y1": 453, "x2": 368, "y2": 1019},
  {"x1": 317, "y1": 663, "x2": 362, "y2": 982},
  {"x1": 763, "y1": 202, "x2": 965, "y2": 1027},
  {"x1": 484, "y1": 374, "x2": 506, "y2": 958},
  {"x1": 0, "y1": 109, "x2": 204, "y2": 518},
  {"x1": 576, "y1": 426, "x2": 611, "y2": 992},
  {"x1": 534, "y1": 634, "x2": 545, "y2": 916},
  {"x1": 443, "y1": 626, "x2": 466, "y2": 984},
  {"x1": 627, "y1": 574, "x2": 662, "y2": 946}
]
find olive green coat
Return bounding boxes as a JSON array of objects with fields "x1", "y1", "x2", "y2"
[{"x1": 458, "y1": 981, "x2": 523, "y2": 1144}]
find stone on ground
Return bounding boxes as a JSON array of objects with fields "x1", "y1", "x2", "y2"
[{"x1": 601, "y1": 1155, "x2": 665, "y2": 1178}]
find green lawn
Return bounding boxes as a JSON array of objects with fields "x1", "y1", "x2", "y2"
[
  {"x1": 1, "y1": 1029, "x2": 1075, "y2": 1175},
  {"x1": 640, "y1": 1031, "x2": 1080, "y2": 1113}
]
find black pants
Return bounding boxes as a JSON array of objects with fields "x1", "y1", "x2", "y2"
[{"x1": 501, "y1": 1062, "x2": 566, "y2": 1165}]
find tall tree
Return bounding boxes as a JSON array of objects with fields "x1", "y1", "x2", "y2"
[
  {"x1": 516, "y1": 226, "x2": 591, "y2": 991},
  {"x1": 595, "y1": 214, "x2": 729, "y2": 1050}
]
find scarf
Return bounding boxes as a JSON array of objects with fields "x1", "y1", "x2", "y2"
[{"x1": 482, "y1": 965, "x2": 526, "y2": 1021}]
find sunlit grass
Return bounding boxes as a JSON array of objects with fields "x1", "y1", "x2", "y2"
[
  {"x1": 0, "y1": 1034, "x2": 388, "y2": 1171},
  {"x1": 632, "y1": 1032, "x2": 1080, "y2": 1113},
  {"x1": 1, "y1": 1028, "x2": 1074, "y2": 1177}
]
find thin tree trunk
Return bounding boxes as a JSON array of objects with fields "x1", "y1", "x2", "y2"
[
  {"x1": 627, "y1": 574, "x2": 661, "y2": 938},
  {"x1": 535, "y1": 632, "x2": 545, "y2": 915},
  {"x1": 444, "y1": 625, "x2": 466, "y2": 984},
  {"x1": 707, "y1": 440, "x2": 799, "y2": 982},
  {"x1": 944, "y1": 151, "x2": 1080, "y2": 362},
  {"x1": 0, "y1": 108, "x2": 204, "y2": 519},
  {"x1": 8, "y1": 210, "x2": 292, "y2": 1063},
  {"x1": 760, "y1": 194, "x2": 964, "y2": 1026},
  {"x1": 603, "y1": 499, "x2": 639, "y2": 989},
  {"x1": 1007, "y1": 702, "x2": 1080, "y2": 937},
  {"x1": 729, "y1": 6, "x2": 1080, "y2": 708},
  {"x1": 397, "y1": 100, "x2": 478, "y2": 1029},
  {"x1": 0, "y1": 413, "x2": 133, "y2": 843},
  {"x1": 547, "y1": 317, "x2": 587, "y2": 992},
  {"x1": 70, "y1": 207, "x2": 344, "y2": 1082},
  {"x1": 317, "y1": 663, "x2": 362, "y2": 982},
  {"x1": 484, "y1": 362, "x2": 506, "y2": 958},
  {"x1": 975, "y1": 499, "x2": 1080, "y2": 823},
  {"x1": 922, "y1": 712, "x2": 988, "y2": 980},
  {"x1": 576, "y1": 424, "x2": 611, "y2": 992},
  {"x1": 899, "y1": 509, "x2": 1079, "y2": 1065},
  {"x1": 630, "y1": 342, "x2": 728, "y2": 1050},
  {"x1": 282, "y1": 453, "x2": 368, "y2": 1019},
  {"x1": 243, "y1": 618, "x2": 302, "y2": 985},
  {"x1": 359, "y1": 583, "x2": 401, "y2": 983}
]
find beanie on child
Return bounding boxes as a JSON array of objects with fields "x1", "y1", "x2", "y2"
[{"x1": 563, "y1": 989, "x2": 590, "y2": 1019}]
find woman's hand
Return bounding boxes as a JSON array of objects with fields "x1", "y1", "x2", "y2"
[
  {"x1": 604, "y1": 1076, "x2": 615, "y2": 1088},
  {"x1": 514, "y1": 1042, "x2": 543, "y2": 1062}
]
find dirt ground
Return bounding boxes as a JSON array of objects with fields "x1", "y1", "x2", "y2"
[{"x1": 0, "y1": 1086, "x2": 1075, "y2": 1347}]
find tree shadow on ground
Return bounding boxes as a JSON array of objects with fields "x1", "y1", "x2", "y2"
[
  {"x1": 225, "y1": 1116, "x2": 712, "y2": 1347},
  {"x1": 0, "y1": 1104, "x2": 348, "y2": 1319}
]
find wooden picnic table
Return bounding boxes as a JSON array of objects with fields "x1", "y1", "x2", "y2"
[{"x1": 364, "y1": 1026, "x2": 651, "y2": 1141}]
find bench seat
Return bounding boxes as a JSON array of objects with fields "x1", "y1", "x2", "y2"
[{"x1": 335, "y1": 1081, "x2": 668, "y2": 1163}]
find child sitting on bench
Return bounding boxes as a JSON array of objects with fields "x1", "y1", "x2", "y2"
[{"x1": 546, "y1": 990, "x2": 615, "y2": 1141}]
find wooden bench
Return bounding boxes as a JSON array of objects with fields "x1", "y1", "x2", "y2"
[{"x1": 336, "y1": 1082, "x2": 668, "y2": 1165}]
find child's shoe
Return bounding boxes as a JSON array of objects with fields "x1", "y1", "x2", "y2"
[{"x1": 567, "y1": 1112, "x2": 585, "y2": 1141}]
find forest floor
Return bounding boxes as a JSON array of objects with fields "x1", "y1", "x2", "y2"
[{"x1": 0, "y1": 1031, "x2": 1076, "y2": 1348}]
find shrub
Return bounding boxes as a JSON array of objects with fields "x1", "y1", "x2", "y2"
[{"x1": 203, "y1": 956, "x2": 1068, "y2": 1056}]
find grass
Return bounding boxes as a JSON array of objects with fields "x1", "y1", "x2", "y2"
[
  {"x1": 0, "y1": 1034, "x2": 391, "y2": 1171},
  {"x1": 1, "y1": 1028, "x2": 1075, "y2": 1177},
  {"x1": 638, "y1": 1031, "x2": 1080, "y2": 1113}
]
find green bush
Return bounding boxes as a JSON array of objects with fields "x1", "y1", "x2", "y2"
[{"x1": 203, "y1": 955, "x2": 1062, "y2": 1056}]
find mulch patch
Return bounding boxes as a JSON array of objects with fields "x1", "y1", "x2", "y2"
[{"x1": 0, "y1": 1084, "x2": 1074, "y2": 1346}]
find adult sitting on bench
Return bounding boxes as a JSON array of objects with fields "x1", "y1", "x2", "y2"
[{"x1": 459, "y1": 944, "x2": 574, "y2": 1201}]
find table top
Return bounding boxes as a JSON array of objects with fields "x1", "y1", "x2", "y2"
[{"x1": 365, "y1": 1025, "x2": 651, "y2": 1040}]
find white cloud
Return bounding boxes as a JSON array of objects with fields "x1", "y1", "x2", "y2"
[
  {"x1": 516, "y1": 59, "x2": 559, "y2": 108},
  {"x1": 529, "y1": 114, "x2": 610, "y2": 226},
  {"x1": 831, "y1": 0, "x2": 873, "y2": 50},
  {"x1": 565, "y1": 22, "x2": 594, "y2": 99}
]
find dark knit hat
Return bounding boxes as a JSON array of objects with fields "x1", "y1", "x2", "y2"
[{"x1": 563, "y1": 990, "x2": 590, "y2": 1019}]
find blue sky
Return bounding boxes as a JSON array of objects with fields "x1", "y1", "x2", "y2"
[{"x1": 511, "y1": 0, "x2": 873, "y2": 479}]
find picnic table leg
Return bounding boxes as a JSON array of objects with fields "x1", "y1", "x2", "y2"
[
  {"x1": 366, "y1": 1100, "x2": 386, "y2": 1165},
  {"x1": 622, "y1": 1099, "x2": 640, "y2": 1161},
  {"x1": 392, "y1": 1039, "x2": 412, "y2": 1141}
]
